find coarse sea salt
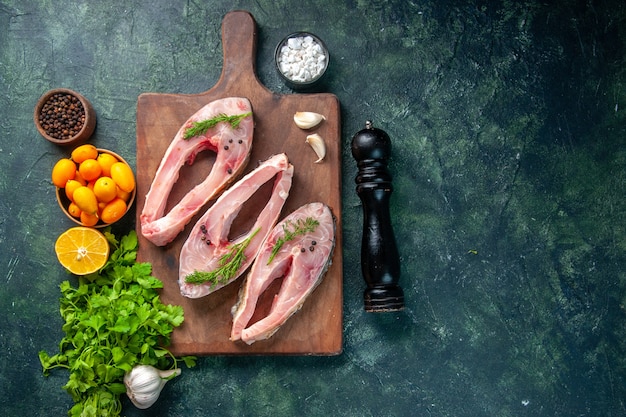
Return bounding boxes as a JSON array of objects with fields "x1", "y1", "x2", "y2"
[{"x1": 278, "y1": 35, "x2": 327, "y2": 83}]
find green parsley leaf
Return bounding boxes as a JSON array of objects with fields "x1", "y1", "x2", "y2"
[{"x1": 39, "y1": 230, "x2": 195, "y2": 416}]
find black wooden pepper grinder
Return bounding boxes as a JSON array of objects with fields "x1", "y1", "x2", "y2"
[{"x1": 351, "y1": 120, "x2": 405, "y2": 312}]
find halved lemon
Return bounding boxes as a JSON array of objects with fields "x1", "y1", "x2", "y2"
[{"x1": 54, "y1": 227, "x2": 110, "y2": 275}]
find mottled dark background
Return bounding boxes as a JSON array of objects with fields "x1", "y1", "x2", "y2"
[{"x1": 1, "y1": 0, "x2": 625, "y2": 416}]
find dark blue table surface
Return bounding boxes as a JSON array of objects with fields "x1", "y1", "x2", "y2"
[{"x1": 2, "y1": 1, "x2": 625, "y2": 416}]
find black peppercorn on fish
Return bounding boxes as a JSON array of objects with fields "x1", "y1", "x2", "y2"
[
  {"x1": 178, "y1": 153, "x2": 293, "y2": 299},
  {"x1": 230, "y1": 202, "x2": 335, "y2": 345},
  {"x1": 141, "y1": 97, "x2": 253, "y2": 246}
]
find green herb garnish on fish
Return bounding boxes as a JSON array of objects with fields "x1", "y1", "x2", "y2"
[
  {"x1": 183, "y1": 112, "x2": 252, "y2": 139},
  {"x1": 186, "y1": 228, "x2": 260, "y2": 286},
  {"x1": 267, "y1": 217, "x2": 319, "y2": 264}
]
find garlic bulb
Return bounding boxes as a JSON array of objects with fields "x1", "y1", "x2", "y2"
[
  {"x1": 306, "y1": 133, "x2": 326, "y2": 163},
  {"x1": 124, "y1": 365, "x2": 181, "y2": 409},
  {"x1": 294, "y1": 112, "x2": 326, "y2": 129}
]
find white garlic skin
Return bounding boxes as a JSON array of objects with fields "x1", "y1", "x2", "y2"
[
  {"x1": 293, "y1": 111, "x2": 326, "y2": 129},
  {"x1": 306, "y1": 133, "x2": 326, "y2": 163},
  {"x1": 124, "y1": 365, "x2": 181, "y2": 409}
]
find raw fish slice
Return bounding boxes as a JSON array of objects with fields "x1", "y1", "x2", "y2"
[
  {"x1": 179, "y1": 153, "x2": 293, "y2": 299},
  {"x1": 141, "y1": 97, "x2": 253, "y2": 246},
  {"x1": 231, "y1": 202, "x2": 335, "y2": 344}
]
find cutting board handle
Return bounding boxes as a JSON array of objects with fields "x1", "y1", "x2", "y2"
[{"x1": 217, "y1": 10, "x2": 258, "y2": 90}]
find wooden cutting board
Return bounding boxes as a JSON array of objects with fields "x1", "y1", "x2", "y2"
[{"x1": 135, "y1": 11, "x2": 342, "y2": 355}]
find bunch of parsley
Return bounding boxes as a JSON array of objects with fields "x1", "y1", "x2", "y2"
[{"x1": 39, "y1": 230, "x2": 195, "y2": 417}]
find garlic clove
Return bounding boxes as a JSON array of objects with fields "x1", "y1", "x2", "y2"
[
  {"x1": 306, "y1": 133, "x2": 326, "y2": 163},
  {"x1": 294, "y1": 112, "x2": 326, "y2": 129},
  {"x1": 124, "y1": 364, "x2": 181, "y2": 409}
]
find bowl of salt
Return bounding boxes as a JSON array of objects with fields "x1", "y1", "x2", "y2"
[{"x1": 275, "y1": 32, "x2": 329, "y2": 91}]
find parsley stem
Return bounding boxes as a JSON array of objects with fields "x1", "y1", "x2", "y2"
[{"x1": 38, "y1": 230, "x2": 193, "y2": 417}]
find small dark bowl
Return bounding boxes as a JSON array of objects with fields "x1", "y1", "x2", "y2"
[
  {"x1": 34, "y1": 88, "x2": 96, "y2": 146},
  {"x1": 275, "y1": 32, "x2": 329, "y2": 91}
]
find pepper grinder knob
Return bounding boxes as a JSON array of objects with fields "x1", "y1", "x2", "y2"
[{"x1": 351, "y1": 120, "x2": 404, "y2": 312}]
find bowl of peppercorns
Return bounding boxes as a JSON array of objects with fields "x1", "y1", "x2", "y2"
[{"x1": 34, "y1": 88, "x2": 96, "y2": 146}]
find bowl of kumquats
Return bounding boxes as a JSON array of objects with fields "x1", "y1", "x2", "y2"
[{"x1": 51, "y1": 144, "x2": 136, "y2": 228}]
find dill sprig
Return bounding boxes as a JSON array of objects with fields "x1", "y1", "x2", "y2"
[
  {"x1": 185, "y1": 228, "x2": 260, "y2": 286},
  {"x1": 267, "y1": 217, "x2": 320, "y2": 264},
  {"x1": 183, "y1": 112, "x2": 252, "y2": 139}
]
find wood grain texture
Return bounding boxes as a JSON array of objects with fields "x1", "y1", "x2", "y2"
[{"x1": 135, "y1": 11, "x2": 342, "y2": 355}]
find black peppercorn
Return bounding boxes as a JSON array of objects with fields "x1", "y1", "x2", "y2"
[{"x1": 38, "y1": 92, "x2": 85, "y2": 140}]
